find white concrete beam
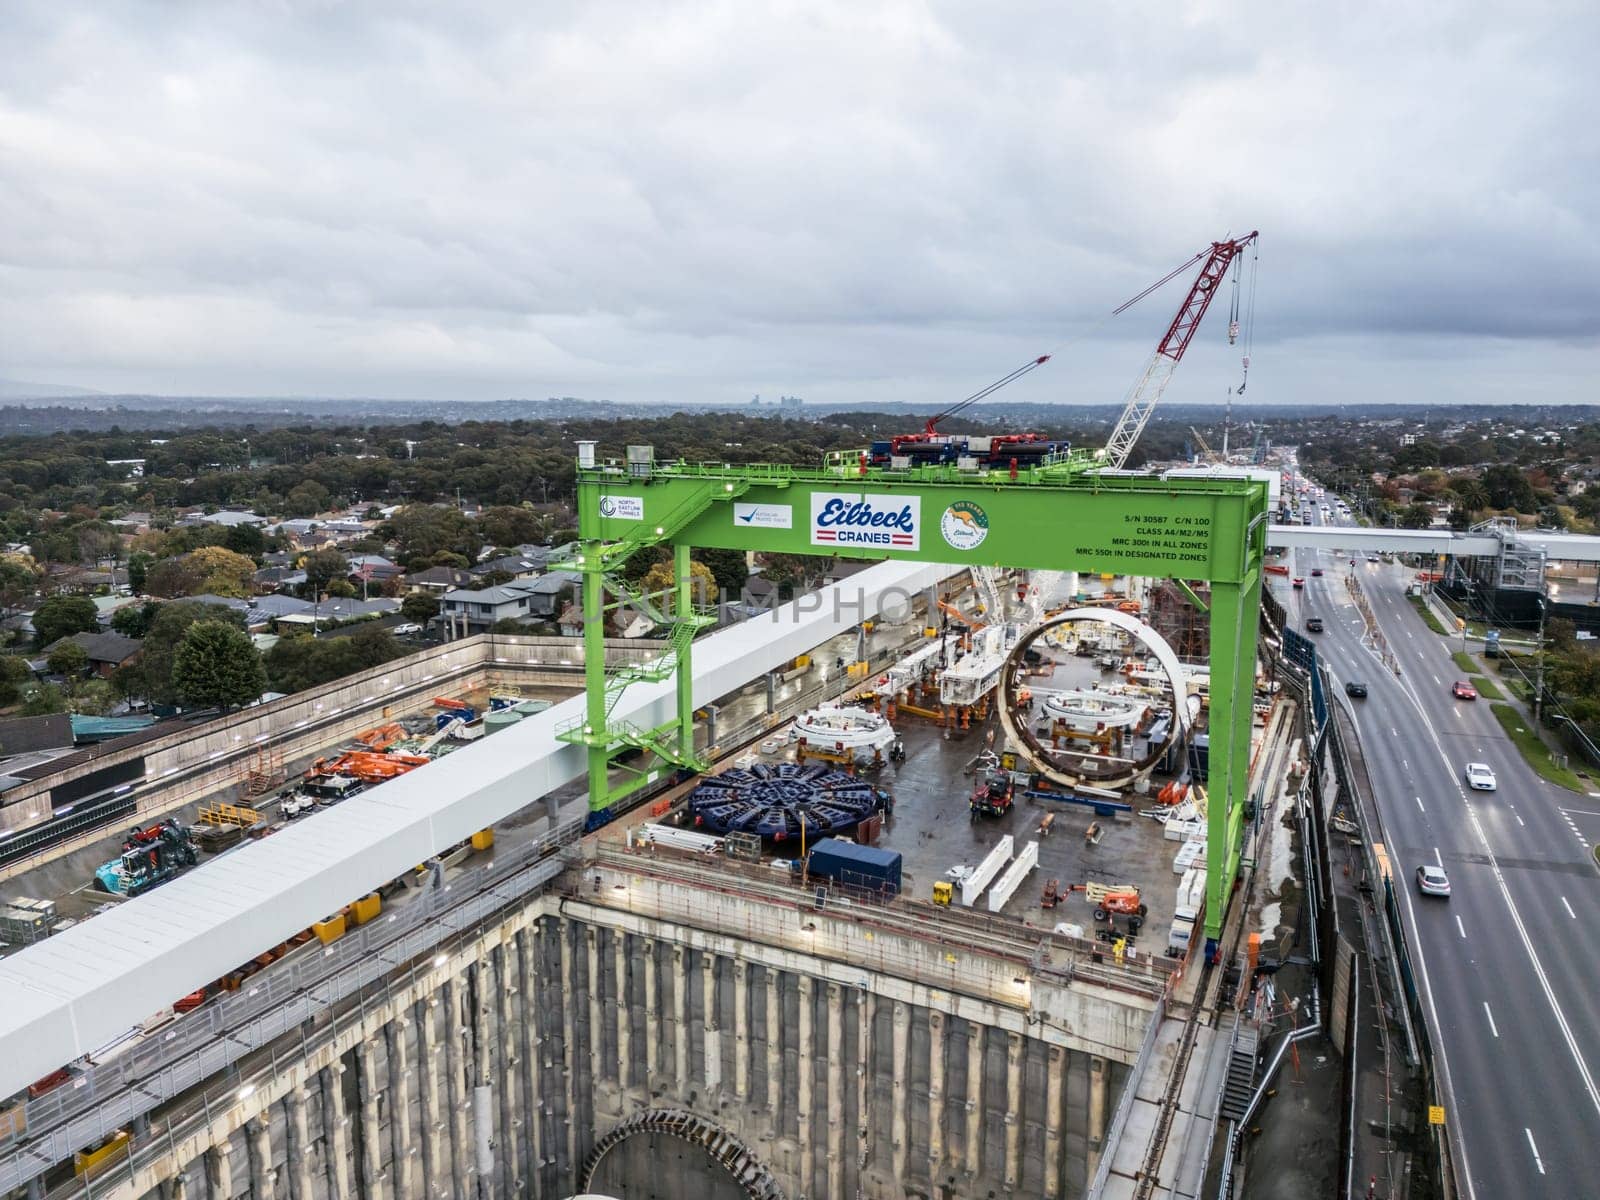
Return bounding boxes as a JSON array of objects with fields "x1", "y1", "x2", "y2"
[{"x1": 0, "y1": 559, "x2": 959, "y2": 1101}]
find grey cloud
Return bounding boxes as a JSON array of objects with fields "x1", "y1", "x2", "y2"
[{"x1": 0, "y1": 0, "x2": 1595, "y2": 404}]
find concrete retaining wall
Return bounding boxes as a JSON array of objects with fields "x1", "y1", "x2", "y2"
[{"x1": 77, "y1": 862, "x2": 1144, "y2": 1200}]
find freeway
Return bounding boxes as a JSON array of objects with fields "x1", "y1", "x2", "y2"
[{"x1": 1278, "y1": 489, "x2": 1600, "y2": 1198}]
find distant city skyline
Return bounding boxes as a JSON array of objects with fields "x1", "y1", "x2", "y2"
[{"x1": 1, "y1": 3, "x2": 1595, "y2": 407}]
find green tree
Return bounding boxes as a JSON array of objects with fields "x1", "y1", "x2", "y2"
[
  {"x1": 476, "y1": 505, "x2": 541, "y2": 548},
  {"x1": 70, "y1": 678, "x2": 116, "y2": 715},
  {"x1": 19, "y1": 681, "x2": 66, "y2": 716},
  {"x1": 184, "y1": 546, "x2": 257, "y2": 597},
  {"x1": 400, "y1": 592, "x2": 439, "y2": 624},
  {"x1": 31, "y1": 594, "x2": 99, "y2": 646},
  {"x1": 300, "y1": 548, "x2": 350, "y2": 595},
  {"x1": 326, "y1": 578, "x2": 356, "y2": 598},
  {"x1": 1481, "y1": 464, "x2": 1537, "y2": 512},
  {"x1": 385, "y1": 504, "x2": 476, "y2": 564},
  {"x1": 144, "y1": 556, "x2": 204, "y2": 598},
  {"x1": 284, "y1": 480, "x2": 331, "y2": 518},
  {"x1": 46, "y1": 641, "x2": 89, "y2": 676},
  {"x1": 111, "y1": 599, "x2": 162, "y2": 638},
  {"x1": 172, "y1": 621, "x2": 267, "y2": 709},
  {"x1": 127, "y1": 550, "x2": 155, "y2": 594},
  {"x1": 697, "y1": 546, "x2": 749, "y2": 597},
  {"x1": 0, "y1": 655, "x2": 30, "y2": 706},
  {"x1": 640, "y1": 558, "x2": 718, "y2": 613},
  {"x1": 1399, "y1": 502, "x2": 1436, "y2": 529},
  {"x1": 136, "y1": 600, "x2": 248, "y2": 705},
  {"x1": 223, "y1": 523, "x2": 267, "y2": 559},
  {"x1": 1, "y1": 554, "x2": 41, "y2": 616}
]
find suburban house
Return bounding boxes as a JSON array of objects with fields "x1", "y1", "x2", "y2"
[
  {"x1": 244, "y1": 594, "x2": 315, "y2": 631},
  {"x1": 346, "y1": 555, "x2": 406, "y2": 588},
  {"x1": 468, "y1": 553, "x2": 546, "y2": 582},
  {"x1": 186, "y1": 510, "x2": 268, "y2": 529},
  {"x1": 37, "y1": 631, "x2": 143, "y2": 678},
  {"x1": 403, "y1": 566, "x2": 475, "y2": 596},
  {"x1": 441, "y1": 580, "x2": 545, "y2": 634},
  {"x1": 252, "y1": 566, "x2": 308, "y2": 593},
  {"x1": 272, "y1": 596, "x2": 400, "y2": 633},
  {"x1": 440, "y1": 571, "x2": 581, "y2": 635}
]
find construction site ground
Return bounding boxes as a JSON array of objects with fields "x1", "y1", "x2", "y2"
[{"x1": 0, "y1": 683, "x2": 577, "y2": 926}]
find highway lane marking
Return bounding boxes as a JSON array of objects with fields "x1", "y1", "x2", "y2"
[
  {"x1": 1434, "y1": 846, "x2": 1443, "y2": 867},
  {"x1": 1415, "y1": 795, "x2": 1425, "y2": 813},
  {"x1": 1560, "y1": 807, "x2": 1600, "y2": 817},
  {"x1": 1455, "y1": 914, "x2": 1466, "y2": 938},
  {"x1": 1484, "y1": 1002, "x2": 1499, "y2": 1038},
  {"x1": 1390, "y1": 666, "x2": 1600, "y2": 1125},
  {"x1": 1562, "y1": 896, "x2": 1575, "y2": 919},
  {"x1": 1526, "y1": 1128, "x2": 1545, "y2": 1175},
  {"x1": 1432, "y1": 673, "x2": 1441, "y2": 686}
]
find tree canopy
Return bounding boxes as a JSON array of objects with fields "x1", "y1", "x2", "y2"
[{"x1": 172, "y1": 621, "x2": 267, "y2": 709}]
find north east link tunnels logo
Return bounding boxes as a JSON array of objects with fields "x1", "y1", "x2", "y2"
[
  {"x1": 810, "y1": 492, "x2": 920, "y2": 550},
  {"x1": 939, "y1": 500, "x2": 989, "y2": 551}
]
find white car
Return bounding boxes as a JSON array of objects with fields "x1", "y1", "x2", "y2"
[
  {"x1": 1416, "y1": 865, "x2": 1451, "y2": 897},
  {"x1": 392, "y1": 622, "x2": 424, "y2": 636},
  {"x1": 1464, "y1": 762, "x2": 1497, "y2": 791}
]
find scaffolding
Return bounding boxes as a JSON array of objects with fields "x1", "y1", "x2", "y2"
[
  {"x1": 240, "y1": 746, "x2": 286, "y2": 797},
  {"x1": 1148, "y1": 580, "x2": 1211, "y2": 660}
]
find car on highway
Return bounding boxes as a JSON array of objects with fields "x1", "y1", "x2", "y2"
[
  {"x1": 1311, "y1": 568, "x2": 1324, "y2": 577},
  {"x1": 1464, "y1": 762, "x2": 1497, "y2": 791},
  {"x1": 1305, "y1": 616, "x2": 1325, "y2": 632},
  {"x1": 1415, "y1": 865, "x2": 1451, "y2": 897},
  {"x1": 1451, "y1": 680, "x2": 1478, "y2": 700},
  {"x1": 1292, "y1": 577, "x2": 1305, "y2": 589},
  {"x1": 1366, "y1": 554, "x2": 1380, "y2": 563},
  {"x1": 1344, "y1": 680, "x2": 1368, "y2": 698}
]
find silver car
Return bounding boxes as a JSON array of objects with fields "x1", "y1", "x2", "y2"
[
  {"x1": 1416, "y1": 865, "x2": 1451, "y2": 897},
  {"x1": 1464, "y1": 762, "x2": 1497, "y2": 791}
]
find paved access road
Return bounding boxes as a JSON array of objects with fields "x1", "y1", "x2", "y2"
[{"x1": 1278, "y1": 489, "x2": 1600, "y2": 1199}]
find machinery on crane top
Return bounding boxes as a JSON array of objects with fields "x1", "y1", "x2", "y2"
[
  {"x1": 1100, "y1": 231, "x2": 1259, "y2": 470},
  {"x1": 867, "y1": 355, "x2": 1068, "y2": 469}
]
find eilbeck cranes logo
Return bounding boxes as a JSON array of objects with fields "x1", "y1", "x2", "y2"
[{"x1": 810, "y1": 492, "x2": 920, "y2": 550}]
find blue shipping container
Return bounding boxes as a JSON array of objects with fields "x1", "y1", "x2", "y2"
[{"x1": 805, "y1": 837, "x2": 902, "y2": 895}]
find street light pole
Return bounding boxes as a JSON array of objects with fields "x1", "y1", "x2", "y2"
[{"x1": 1534, "y1": 597, "x2": 1547, "y2": 727}]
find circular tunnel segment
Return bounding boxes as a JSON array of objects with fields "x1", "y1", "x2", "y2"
[
  {"x1": 998, "y1": 606, "x2": 1194, "y2": 793},
  {"x1": 687, "y1": 762, "x2": 888, "y2": 846},
  {"x1": 580, "y1": 1108, "x2": 786, "y2": 1200}
]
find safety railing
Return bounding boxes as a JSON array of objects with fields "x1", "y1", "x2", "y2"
[{"x1": 1085, "y1": 992, "x2": 1168, "y2": 1199}]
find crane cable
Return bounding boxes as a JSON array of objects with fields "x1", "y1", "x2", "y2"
[
  {"x1": 924, "y1": 353, "x2": 1053, "y2": 434},
  {"x1": 1233, "y1": 237, "x2": 1260, "y2": 395}
]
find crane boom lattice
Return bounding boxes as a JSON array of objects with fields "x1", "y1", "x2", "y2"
[{"x1": 1102, "y1": 231, "x2": 1259, "y2": 470}]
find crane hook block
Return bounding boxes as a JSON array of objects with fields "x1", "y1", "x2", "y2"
[{"x1": 1228, "y1": 320, "x2": 1240, "y2": 345}]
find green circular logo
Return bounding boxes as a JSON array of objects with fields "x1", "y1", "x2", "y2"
[{"x1": 940, "y1": 501, "x2": 990, "y2": 551}]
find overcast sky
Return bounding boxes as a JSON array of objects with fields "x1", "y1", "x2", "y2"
[{"x1": 1, "y1": 1, "x2": 1595, "y2": 408}]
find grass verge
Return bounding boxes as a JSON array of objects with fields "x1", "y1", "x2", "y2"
[
  {"x1": 1489, "y1": 702, "x2": 1587, "y2": 792},
  {"x1": 1469, "y1": 675, "x2": 1504, "y2": 700},
  {"x1": 1408, "y1": 594, "x2": 1449, "y2": 636},
  {"x1": 1451, "y1": 650, "x2": 1476, "y2": 675}
]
